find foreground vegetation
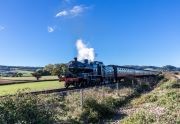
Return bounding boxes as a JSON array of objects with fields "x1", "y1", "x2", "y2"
[
  {"x1": 121, "y1": 77, "x2": 180, "y2": 124},
  {"x1": 0, "y1": 86, "x2": 135, "y2": 123},
  {"x1": 0, "y1": 74, "x2": 179, "y2": 123},
  {"x1": 0, "y1": 91, "x2": 65, "y2": 124}
]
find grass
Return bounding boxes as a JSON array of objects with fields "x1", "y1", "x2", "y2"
[
  {"x1": 121, "y1": 110, "x2": 156, "y2": 124},
  {"x1": 14, "y1": 69, "x2": 34, "y2": 77},
  {"x1": 1, "y1": 76, "x2": 58, "y2": 81},
  {"x1": 121, "y1": 78, "x2": 180, "y2": 124},
  {"x1": 0, "y1": 81, "x2": 64, "y2": 96},
  {"x1": 63, "y1": 86, "x2": 135, "y2": 122}
]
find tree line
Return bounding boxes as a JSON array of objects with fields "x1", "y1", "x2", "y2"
[{"x1": 32, "y1": 63, "x2": 68, "y2": 80}]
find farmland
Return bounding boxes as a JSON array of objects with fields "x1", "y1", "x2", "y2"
[
  {"x1": 0, "y1": 76, "x2": 58, "y2": 81},
  {"x1": 0, "y1": 76, "x2": 63, "y2": 96},
  {"x1": 0, "y1": 80, "x2": 64, "y2": 96},
  {"x1": 0, "y1": 76, "x2": 58, "y2": 84}
]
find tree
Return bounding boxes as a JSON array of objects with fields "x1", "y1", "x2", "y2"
[
  {"x1": 17, "y1": 73, "x2": 23, "y2": 77},
  {"x1": 31, "y1": 72, "x2": 42, "y2": 80},
  {"x1": 44, "y1": 64, "x2": 68, "y2": 76},
  {"x1": 36, "y1": 69, "x2": 44, "y2": 74},
  {"x1": 53, "y1": 64, "x2": 67, "y2": 76},
  {"x1": 60, "y1": 64, "x2": 68, "y2": 76},
  {"x1": 42, "y1": 70, "x2": 51, "y2": 76},
  {"x1": 36, "y1": 69, "x2": 51, "y2": 76},
  {"x1": 52, "y1": 64, "x2": 61, "y2": 75},
  {"x1": 44, "y1": 64, "x2": 54, "y2": 75}
]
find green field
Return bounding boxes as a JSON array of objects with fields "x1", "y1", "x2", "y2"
[
  {"x1": 0, "y1": 81, "x2": 64, "y2": 96},
  {"x1": 14, "y1": 70, "x2": 34, "y2": 77},
  {"x1": 1, "y1": 76, "x2": 58, "y2": 81}
]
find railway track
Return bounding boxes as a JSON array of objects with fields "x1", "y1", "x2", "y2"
[{"x1": 28, "y1": 82, "x2": 117, "y2": 95}]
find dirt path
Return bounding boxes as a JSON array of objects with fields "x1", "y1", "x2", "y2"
[
  {"x1": 0, "y1": 79, "x2": 14, "y2": 84},
  {"x1": 176, "y1": 75, "x2": 180, "y2": 79}
]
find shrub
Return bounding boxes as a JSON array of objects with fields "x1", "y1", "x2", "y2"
[
  {"x1": 0, "y1": 92, "x2": 61, "y2": 124},
  {"x1": 157, "y1": 74, "x2": 165, "y2": 81},
  {"x1": 157, "y1": 91, "x2": 179, "y2": 108},
  {"x1": 102, "y1": 97, "x2": 119, "y2": 109},
  {"x1": 80, "y1": 97, "x2": 116, "y2": 123},
  {"x1": 171, "y1": 80, "x2": 180, "y2": 89},
  {"x1": 158, "y1": 110, "x2": 180, "y2": 124},
  {"x1": 174, "y1": 72, "x2": 179, "y2": 75},
  {"x1": 132, "y1": 93, "x2": 158, "y2": 106},
  {"x1": 136, "y1": 83, "x2": 151, "y2": 93},
  {"x1": 121, "y1": 110, "x2": 156, "y2": 124}
]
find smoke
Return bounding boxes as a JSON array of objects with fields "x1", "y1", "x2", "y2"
[{"x1": 76, "y1": 39, "x2": 95, "y2": 61}]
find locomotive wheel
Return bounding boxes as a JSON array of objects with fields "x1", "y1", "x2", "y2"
[
  {"x1": 75, "y1": 82, "x2": 80, "y2": 88},
  {"x1": 80, "y1": 82, "x2": 84, "y2": 87},
  {"x1": 79, "y1": 82, "x2": 83, "y2": 87},
  {"x1": 83, "y1": 81, "x2": 87, "y2": 87},
  {"x1": 91, "y1": 81, "x2": 95, "y2": 86},
  {"x1": 65, "y1": 83, "x2": 69, "y2": 88}
]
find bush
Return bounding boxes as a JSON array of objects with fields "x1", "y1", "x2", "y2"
[
  {"x1": 80, "y1": 97, "x2": 116, "y2": 123},
  {"x1": 158, "y1": 110, "x2": 180, "y2": 124},
  {"x1": 136, "y1": 83, "x2": 151, "y2": 93},
  {"x1": 157, "y1": 91, "x2": 179, "y2": 108},
  {"x1": 132, "y1": 93, "x2": 158, "y2": 106},
  {"x1": 102, "y1": 97, "x2": 120, "y2": 109},
  {"x1": 174, "y1": 72, "x2": 179, "y2": 75},
  {"x1": 171, "y1": 80, "x2": 180, "y2": 89},
  {"x1": 0, "y1": 92, "x2": 60, "y2": 124},
  {"x1": 157, "y1": 74, "x2": 165, "y2": 81},
  {"x1": 121, "y1": 110, "x2": 156, "y2": 124}
]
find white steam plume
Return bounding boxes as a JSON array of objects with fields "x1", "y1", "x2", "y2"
[{"x1": 76, "y1": 39, "x2": 95, "y2": 62}]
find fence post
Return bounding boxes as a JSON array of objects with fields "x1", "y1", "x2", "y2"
[
  {"x1": 116, "y1": 81, "x2": 119, "y2": 96},
  {"x1": 102, "y1": 86, "x2": 105, "y2": 99},
  {"x1": 132, "y1": 79, "x2": 134, "y2": 88},
  {"x1": 80, "y1": 89, "x2": 83, "y2": 110},
  {"x1": 116, "y1": 81, "x2": 119, "y2": 90}
]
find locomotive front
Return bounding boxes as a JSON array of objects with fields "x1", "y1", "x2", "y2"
[{"x1": 64, "y1": 57, "x2": 105, "y2": 88}]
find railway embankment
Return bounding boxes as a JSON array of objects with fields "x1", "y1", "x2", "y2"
[{"x1": 118, "y1": 74, "x2": 180, "y2": 124}]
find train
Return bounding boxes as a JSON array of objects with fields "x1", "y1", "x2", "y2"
[{"x1": 60, "y1": 57, "x2": 159, "y2": 88}]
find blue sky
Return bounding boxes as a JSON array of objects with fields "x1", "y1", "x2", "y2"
[{"x1": 0, "y1": 0, "x2": 180, "y2": 67}]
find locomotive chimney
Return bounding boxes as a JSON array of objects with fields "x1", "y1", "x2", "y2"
[{"x1": 74, "y1": 57, "x2": 77, "y2": 62}]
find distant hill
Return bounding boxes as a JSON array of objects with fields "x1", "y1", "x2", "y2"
[
  {"x1": 0, "y1": 65, "x2": 43, "y2": 74},
  {"x1": 123, "y1": 65, "x2": 180, "y2": 72},
  {"x1": 0, "y1": 64, "x2": 179, "y2": 76}
]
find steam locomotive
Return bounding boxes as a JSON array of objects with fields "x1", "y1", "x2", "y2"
[{"x1": 61, "y1": 57, "x2": 158, "y2": 88}]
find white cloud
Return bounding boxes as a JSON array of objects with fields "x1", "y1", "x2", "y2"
[
  {"x1": 47, "y1": 26, "x2": 55, "y2": 33},
  {"x1": 55, "y1": 5, "x2": 89, "y2": 18},
  {"x1": 0, "y1": 25, "x2": 5, "y2": 31},
  {"x1": 56, "y1": 10, "x2": 68, "y2": 17},
  {"x1": 70, "y1": 5, "x2": 84, "y2": 16}
]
